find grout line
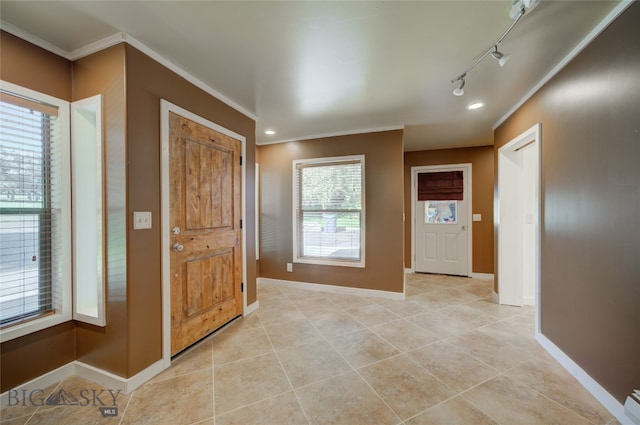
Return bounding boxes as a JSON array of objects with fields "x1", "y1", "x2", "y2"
[{"x1": 261, "y1": 316, "x2": 312, "y2": 425}]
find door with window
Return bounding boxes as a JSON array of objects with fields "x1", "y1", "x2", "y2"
[
  {"x1": 169, "y1": 111, "x2": 242, "y2": 355},
  {"x1": 414, "y1": 167, "x2": 469, "y2": 276}
]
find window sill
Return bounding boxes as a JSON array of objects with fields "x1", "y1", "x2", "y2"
[
  {"x1": 0, "y1": 311, "x2": 72, "y2": 343},
  {"x1": 294, "y1": 258, "x2": 365, "y2": 268}
]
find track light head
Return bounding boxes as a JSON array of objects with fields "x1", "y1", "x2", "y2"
[
  {"x1": 491, "y1": 46, "x2": 509, "y2": 67},
  {"x1": 452, "y1": 78, "x2": 465, "y2": 96}
]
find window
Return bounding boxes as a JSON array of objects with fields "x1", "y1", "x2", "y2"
[
  {"x1": 0, "y1": 81, "x2": 71, "y2": 342},
  {"x1": 293, "y1": 155, "x2": 365, "y2": 267}
]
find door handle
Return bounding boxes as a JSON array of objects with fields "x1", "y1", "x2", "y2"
[
  {"x1": 461, "y1": 225, "x2": 467, "y2": 231},
  {"x1": 172, "y1": 243, "x2": 184, "y2": 252}
]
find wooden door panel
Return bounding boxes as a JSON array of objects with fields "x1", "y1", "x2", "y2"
[
  {"x1": 185, "y1": 140, "x2": 233, "y2": 230},
  {"x1": 169, "y1": 112, "x2": 242, "y2": 355}
]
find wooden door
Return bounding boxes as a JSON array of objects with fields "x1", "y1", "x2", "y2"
[{"x1": 169, "y1": 111, "x2": 242, "y2": 355}]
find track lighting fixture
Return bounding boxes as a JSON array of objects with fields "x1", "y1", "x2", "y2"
[
  {"x1": 452, "y1": 77, "x2": 465, "y2": 96},
  {"x1": 450, "y1": 2, "x2": 532, "y2": 96},
  {"x1": 490, "y1": 45, "x2": 509, "y2": 67}
]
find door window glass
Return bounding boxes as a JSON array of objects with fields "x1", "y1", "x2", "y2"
[{"x1": 425, "y1": 200, "x2": 457, "y2": 224}]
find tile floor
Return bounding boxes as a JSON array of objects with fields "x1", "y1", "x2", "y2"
[{"x1": 1, "y1": 273, "x2": 619, "y2": 425}]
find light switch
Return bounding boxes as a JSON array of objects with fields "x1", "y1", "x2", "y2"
[
  {"x1": 133, "y1": 211, "x2": 152, "y2": 230},
  {"x1": 472, "y1": 214, "x2": 482, "y2": 222}
]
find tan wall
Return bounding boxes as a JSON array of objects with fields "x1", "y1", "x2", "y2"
[
  {"x1": 72, "y1": 44, "x2": 129, "y2": 377},
  {"x1": 0, "y1": 31, "x2": 75, "y2": 393},
  {"x1": 258, "y1": 130, "x2": 405, "y2": 293},
  {"x1": 494, "y1": 2, "x2": 640, "y2": 403},
  {"x1": 404, "y1": 146, "x2": 494, "y2": 274},
  {"x1": 124, "y1": 45, "x2": 257, "y2": 376}
]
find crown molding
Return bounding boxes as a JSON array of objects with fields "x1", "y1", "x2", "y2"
[
  {"x1": 1, "y1": 20, "x2": 70, "y2": 58},
  {"x1": 0, "y1": 23, "x2": 258, "y2": 121},
  {"x1": 258, "y1": 125, "x2": 404, "y2": 146}
]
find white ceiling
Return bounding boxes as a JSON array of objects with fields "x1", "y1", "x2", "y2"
[{"x1": 0, "y1": 1, "x2": 622, "y2": 151}]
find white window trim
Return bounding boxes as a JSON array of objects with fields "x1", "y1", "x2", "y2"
[
  {"x1": 292, "y1": 154, "x2": 366, "y2": 268},
  {"x1": 0, "y1": 80, "x2": 72, "y2": 343}
]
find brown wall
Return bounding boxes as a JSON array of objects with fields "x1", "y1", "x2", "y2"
[
  {"x1": 404, "y1": 146, "x2": 494, "y2": 274},
  {"x1": 124, "y1": 45, "x2": 257, "y2": 376},
  {"x1": 494, "y1": 3, "x2": 640, "y2": 403},
  {"x1": 0, "y1": 31, "x2": 75, "y2": 393},
  {"x1": 72, "y1": 44, "x2": 129, "y2": 377},
  {"x1": 258, "y1": 130, "x2": 405, "y2": 293}
]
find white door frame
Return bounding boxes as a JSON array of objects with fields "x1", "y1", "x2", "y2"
[
  {"x1": 497, "y1": 123, "x2": 541, "y2": 332},
  {"x1": 411, "y1": 164, "x2": 472, "y2": 277},
  {"x1": 160, "y1": 100, "x2": 247, "y2": 369}
]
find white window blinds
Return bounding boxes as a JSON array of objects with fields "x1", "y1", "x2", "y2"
[
  {"x1": 0, "y1": 91, "x2": 65, "y2": 327},
  {"x1": 293, "y1": 155, "x2": 365, "y2": 267}
]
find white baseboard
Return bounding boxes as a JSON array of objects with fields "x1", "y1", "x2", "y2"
[
  {"x1": 404, "y1": 268, "x2": 414, "y2": 274},
  {"x1": 244, "y1": 300, "x2": 259, "y2": 316},
  {"x1": 0, "y1": 362, "x2": 74, "y2": 409},
  {"x1": 75, "y1": 359, "x2": 164, "y2": 394},
  {"x1": 491, "y1": 291, "x2": 500, "y2": 304},
  {"x1": 522, "y1": 296, "x2": 535, "y2": 306},
  {"x1": 258, "y1": 277, "x2": 405, "y2": 300},
  {"x1": 471, "y1": 273, "x2": 494, "y2": 280},
  {"x1": 1, "y1": 358, "x2": 166, "y2": 409},
  {"x1": 536, "y1": 332, "x2": 633, "y2": 425}
]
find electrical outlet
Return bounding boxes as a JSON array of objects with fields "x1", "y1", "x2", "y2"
[{"x1": 286, "y1": 263, "x2": 293, "y2": 272}]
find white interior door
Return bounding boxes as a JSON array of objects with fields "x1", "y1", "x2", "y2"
[{"x1": 414, "y1": 167, "x2": 469, "y2": 276}]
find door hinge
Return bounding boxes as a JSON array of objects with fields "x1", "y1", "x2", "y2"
[
  {"x1": 240, "y1": 156, "x2": 243, "y2": 166},
  {"x1": 241, "y1": 282, "x2": 244, "y2": 292},
  {"x1": 240, "y1": 219, "x2": 243, "y2": 229}
]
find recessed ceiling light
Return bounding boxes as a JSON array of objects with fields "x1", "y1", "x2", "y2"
[
  {"x1": 467, "y1": 102, "x2": 484, "y2": 110},
  {"x1": 265, "y1": 130, "x2": 276, "y2": 135}
]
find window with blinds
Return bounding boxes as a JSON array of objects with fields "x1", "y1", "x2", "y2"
[
  {"x1": 293, "y1": 155, "x2": 365, "y2": 267},
  {"x1": 0, "y1": 84, "x2": 71, "y2": 339}
]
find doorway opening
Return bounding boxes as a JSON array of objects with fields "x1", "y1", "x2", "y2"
[{"x1": 497, "y1": 123, "x2": 541, "y2": 323}]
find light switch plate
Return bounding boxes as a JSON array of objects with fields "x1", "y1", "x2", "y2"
[
  {"x1": 472, "y1": 214, "x2": 482, "y2": 222},
  {"x1": 133, "y1": 211, "x2": 152, "y2": 230}
]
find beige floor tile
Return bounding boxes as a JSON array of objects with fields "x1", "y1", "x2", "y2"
[
  {"x1": 507, "y1": 358, "x2": 613, "y2": 424},
  {"x1": 408, "y1": 341, "x2": 498, "y2": 392},
  {"x1": 295, "y1": 371, "x2": 400, "y2": 425},
  {"x1": 477, "y1": 316, "x2": 546, "y2": 355},
  {"x1": 330, "y1": 329, "x2": 400, "y2": 368},
  {"x1": 150, "y1": 340, "x2": 213, "y2": 384},
  {"x1": 277, "y1": 340, "x2": 352, "y2": 389},
  {"x1": 408, "y1": 290, "x2": 460, "y2": 310},
  {"x1": 439, "y1": 304, "x2": 497, "y2": 329},
  {"x1": 215, "y1": 391, "x2": 308, "y2": 425},
  {"x1": 409, "y1": 310, "x2": 477, "y2": 338},
  {"x1": 405, "y1": 396, "x2": 499, "y2": 425},
  {"x1": 212, "y1": 326, "x2": 273, "y2": 366},
  {"x1": 257, "y1": 300, "x2": 306, "y2": 326},
  {"x1": 344, "y1": 303, "x2": 401, "y2": 327},
  {"x1": 120, "y1": 371, "x2": 212, "y2": 425},
  {"x1": 373, "y1": 298, "x2": 430, "y2": 318},
  {"x1": 264, "y1": 318, "x2": 324, "y2": 350},
  {"x1": 448, "y1": 330, "x2": 530, "y2": 371},
  {"x1": 436, "y1": 286, "x2": 484, "y2": 303},
  {"x1": 371, "y1": 319, "x2": 440, "y2": 352},
  {"x1": 307, "y1": 309, "x2": 365, "y2": 338},
  {"x1": 358, "y1": 355, "x2": 455, "y2": 420},
  {"x1": 324, "y1": 292, "x2": 376, "y2": 309},
  {"x1": 464, "y1": 375, "x2": 594, "y2": 425},
  {"x1": 463, "y1": 298, "x2": 524, "y2": 320},
  {"x1": 214, "y1": 353, "x2": 291, "y2": 415}
]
